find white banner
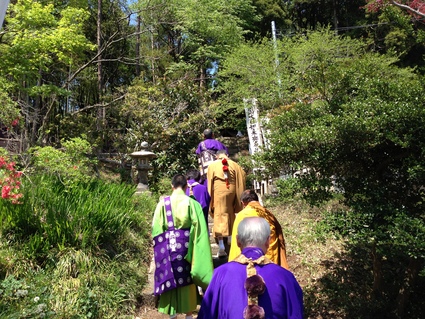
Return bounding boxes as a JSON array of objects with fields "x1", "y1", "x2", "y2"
[
  {"x1": 244, "y1": 98, "x2": 270, "y2": 155},
  {"x1": 0, "y1": 0, "x2": 10, "y2": 30},
  {"x1": 244, "y1": 98, "x2": 263, "y2": 155}
]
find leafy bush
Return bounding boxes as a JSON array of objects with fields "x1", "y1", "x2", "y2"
[
  {"x1": 149, "y1": 175, "x2": 173, "y2": 196},
  {"x1": 29, "y1": 136, "x2": 97, "y2": 187},
  {"x1": 275, "y1": 177, "x2": 302, "y2": 203},
  {"x1": 0, "y1": 272, "x2": 56, "y2": 318},
  {"x1": 260, "y1": 29, "x2": 425, "y2": 316},
  {"x1": 0, "y1": 77, "x2": 21, "y2": 132}
]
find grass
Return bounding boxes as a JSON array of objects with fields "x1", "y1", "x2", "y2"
[
  {"x1": 0, "y1": 174, "x2": 156, "y2": 318},
  {"x1": 267, "y1": 196, "x2": 425, "y2": 319},
  {"x1": 269, "y1": 199, "x2": 346, "y2": 318}
]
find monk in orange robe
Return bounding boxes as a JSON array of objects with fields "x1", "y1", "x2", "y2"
[
  {"x1": 207, "y1": 150, "x2": 246, "y2": 257},
  {"x1": 229, "y1": 189, "x2": 289, "y2": 269}
]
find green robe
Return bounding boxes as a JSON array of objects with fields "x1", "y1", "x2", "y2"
[{"x1": 152, "y1": 188, "x2": 214, "y2": 315}]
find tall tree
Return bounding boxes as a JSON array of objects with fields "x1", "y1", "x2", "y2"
[
  {"x1": 364, "y1": 0, "x2": 425, "y2": 70},
  {"x1": 0, "y1": 0, "x2": 95, "y2": 146},
  {"x1": 134, "y1": 0, "x2": 257, "y2": 88},
  {"x1": 97, "y1": 0, "x2": 104, "y2": 132}
]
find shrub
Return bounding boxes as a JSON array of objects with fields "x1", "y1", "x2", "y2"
[
  {"x1": 29, "y1": 136, "x2": 97, "y2": 187},
  {"x1": 0, "y1": 156, "x2": 23, "y2": 204},
  {"x1": 275, "y1": 177, "x2": 303, "y2": 203}
]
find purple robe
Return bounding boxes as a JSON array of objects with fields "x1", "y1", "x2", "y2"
[
  {"x1": 196, "y1": 139, "x2": 228, "y2": 187},
  {"x1": 195, "y1": 138, "x2": 228, "y2": 156},
  {"x1": 185, "y1": 179, "x2": 211, "y2": 224},
  {"x1": 198, "y1": 247, "x2": 304, "y2": 319}
]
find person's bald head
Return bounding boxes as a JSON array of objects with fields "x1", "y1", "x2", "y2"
[{"x1": 203, "y1": 128, "x2": 213, "y2": 139}]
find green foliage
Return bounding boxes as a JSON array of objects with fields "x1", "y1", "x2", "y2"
[
  {"x1": 0, "y1": 77, "x2": 20, "y2": 130},
  {"x1": 0, "y1": 172, "x2": 156, "y2": 318},
  {"x1": 0, "y1": 272, "x2": 56, "y2": 318},
  {"x1": 149, "y1": 176, "x2": 174, "y2": 197},
  {"x1": 2, "y1": 0, "x2": 94, "y2": 80},
  {"x1": 174, "y1": 0, "x2": 257, "y2": 62},
  {"x1": 247, "y1": 29, "x2": 425, "y2": 313},
  {"x1": 263, "y1": 31, "x2": 425, "y2": 254},
  {"x1": 364, "y1": 4, "x2": 425, "y2": 67},
  {"x1": 1, "y1": 0, "x2": 93, "y2": 89},
  {"x1": 218, "y1": 39, "x2": 286, "y2": 111},
  {"x1": 122, "y1": 76, "x2": 215, "y2": 181},
  {"x1": 275, "y1": 177, "x2": 303, "y2": 203},
  {"x1": 48, "y1": 249, "x2": 146, "y2": 318},
  {"x1": 29, "y1": 136, "x2": 97, "y2": 187},
  {"x1": 1, "y1": 175, "x2": 138, "y2": 254},
  {"x1": 0, "y1": 0, "x2": 98, "y2": 145}
]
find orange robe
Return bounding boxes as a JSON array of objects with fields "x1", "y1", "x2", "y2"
[
  {"x1": 228, "y1": 201, "x2": 289, "y2": 269},
  {"x1": 207, "y1": 158, "x2": 246, "y2": 237}
]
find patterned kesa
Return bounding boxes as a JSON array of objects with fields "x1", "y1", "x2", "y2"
[{"x1": 153, "y1": 196, "x2": 192, "y2": 296}]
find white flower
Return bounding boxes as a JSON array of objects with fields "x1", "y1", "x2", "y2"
[
  {"x1": 15, "y1": 289, "x2": 28, "y2": 297},
  {"x1": 37, "y1": 303, "x2": 47, "y2": 313}
]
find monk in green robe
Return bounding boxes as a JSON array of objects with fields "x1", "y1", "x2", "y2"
[{"x1": 152, "y1": 174, "x2": 214, "y2": 319}]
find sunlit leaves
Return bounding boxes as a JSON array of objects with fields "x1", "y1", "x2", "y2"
[
  {"x1": 257, "y1": 29, "x2": 425, "y2": 261},
  {"x1": 1, "y1": 0, "x2": 94, "y2": 83}
]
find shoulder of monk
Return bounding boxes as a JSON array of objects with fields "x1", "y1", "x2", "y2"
[
  {"x1": 247, "y1": 201, "x2": 263, "y2": 209},
  {"x1": 249, "y1": 202, "x2": 275, "y2": 219},
  {"x1": 210, "y1": 159, "x2": 222, "y2": 166},
  {"x1": 188, "y1": 181, "x2": 199, "y2": 187},
  {"x1": 229, "y1": 159, "x2": 243, "y2": 168}
]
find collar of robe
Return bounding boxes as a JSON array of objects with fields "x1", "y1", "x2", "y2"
[{"x1": 234, "y1": 251, "x2": 273, "y2": 319}]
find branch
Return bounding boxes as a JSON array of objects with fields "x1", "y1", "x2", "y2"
[
  {"x1": 391, "y1": 0, "x2": 425, "y2": 19},
  {"x1": 63, "y1": 1, "x2": 177, "y2": 87},
  {"x1": 71, "y1": 94, "x2": 125, "y2": 114},
  {"x1": 63, "y1": 29, "x2": 150, "y2": 88}
]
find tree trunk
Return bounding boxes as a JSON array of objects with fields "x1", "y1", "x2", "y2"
[
  {"x1": 97, "y1": 0, "x2": 105, "y2": 130},
  {"x1": 371, "y1": 243, "x2": 383, "y2": 298},
  {"x1": 396, "y1": 257, "x2": 422, "y2": 318},
  {"x1": 31, "y1": 68, "x2": 43, "y2": 145},
  {"x1": 199, "y1": 63, "x2": 205, "y2": 89},
  {"x1": 333, "y1": 0, "x2": 338, "y2": 35},
  {"x1": 150, "y1": 24, "x2": 156, "y2": 84},
  {"x1": 136, "y1": 15, "x2": 141, "y2": 77}
]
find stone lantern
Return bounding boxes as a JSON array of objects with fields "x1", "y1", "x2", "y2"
[{"x1": 129, "y1": 142, "x2": 156, "y2": 194}]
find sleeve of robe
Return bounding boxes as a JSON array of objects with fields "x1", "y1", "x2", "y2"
[
  {"x1": 197, "y1": 266, "x2": 223, "y2": 319},
  {"x1": 229, "y1": 160, "x2": 246, "y2": 213},
  {"x1": 186, "y1": 197, "x2": 214, "y2": 290}
]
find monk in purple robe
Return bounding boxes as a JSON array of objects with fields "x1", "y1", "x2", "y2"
[
  {"x1": 185, "y1": 168, "x2": 211, "y2": 225},
  {"x1": 196, "y1": 128, "x2": 228, "y2": 185},
  {"x1": 198, "y1": 217, "x2": 304, "y2": 319}
]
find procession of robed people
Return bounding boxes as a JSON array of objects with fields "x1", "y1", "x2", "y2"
[{"x1": 151, "y1": 130, "x2": 304, "y2": 319}]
